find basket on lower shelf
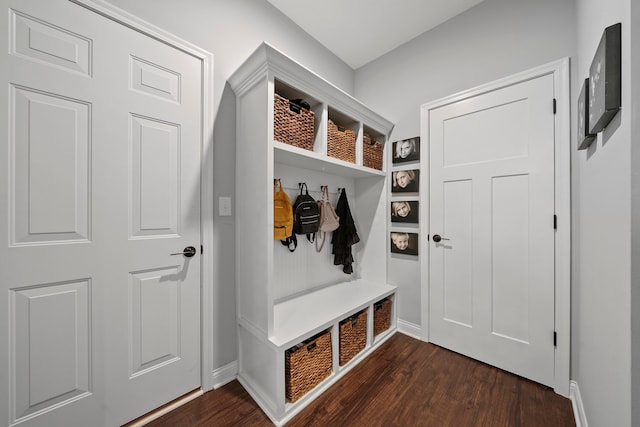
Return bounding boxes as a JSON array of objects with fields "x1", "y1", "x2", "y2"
[
  {"x1": 339, "y1": 310, "x2": 367, "y2": 366},
  {"x1": 328, "y1": 119, "x2": 356, "y2": 163},
  {"x1": 373, "y1": 297, "x2": 392, "y2": 336},
  {"x1": 273, "y1": 93, "x2": 315, "y2": 151},
  {"x1": 363, "y1": 133, "x2": 384, "y2": 171},
  {"x1": 285, "y1": 330, "x2": 332, "y2": 403}
]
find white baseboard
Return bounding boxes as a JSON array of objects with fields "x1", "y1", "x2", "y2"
[
  {"x1": 211, "y1": 360, "x2": 238, "y2": 389},
  {"x1": 570, "y1": 380, "x2": 588, "y2": 427},
  {"x1": 397, "y1": 319, "x2": 421, "y2": 340}
]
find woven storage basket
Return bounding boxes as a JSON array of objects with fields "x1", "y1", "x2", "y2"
[
  {"x1": 327, "y1": 119, "x2": 356, "y2": 163},
  {"x1": 373, "y1": 298, "x2": 392, "y2": 336},
  {"x1": 363, "y1": 133, "x2": 384, "y2": 171},
  {"x1": 273, "y1": 93, "x2": 314, "y2": 151},
  {"x1": 285, "y1": 330, "x2": 332, "y2": 403},
  {"x1": 339, "y1": 310, "x2": 367, "y2": 366}
]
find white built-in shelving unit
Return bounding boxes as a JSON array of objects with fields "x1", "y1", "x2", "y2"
[{"x1": 229, "y1": 43, "x2": 395, "y2": 426}]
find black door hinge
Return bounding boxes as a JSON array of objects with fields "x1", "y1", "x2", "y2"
[
  {"x1": 554, "y1": 331, "x2": 557, "y2": 347},
  {"x1": 554, "y1": 215, "x2": 557, "y2": 230},
  {"x1": 201, "y1": 245, "x2": 203, "y2": 254},
  {"x1": 553, "y1": 98, "x2": 557, "y2": 114}
]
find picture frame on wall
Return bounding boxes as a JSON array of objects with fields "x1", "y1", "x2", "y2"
[
  {"x1": 392, "y1": 137, "x2": 420, "y2": 164},
  {"x1": 391, "y1": 169, "x2": 419, "y2": 193},
  {"x1": 577, "y1": 78, "x2": 596, "y2": 150},
  {"x1": 588, "y1": 22, "x2": 622, "y2": 134},
  {"x1": 390, "y1": 232, "x2": 419, "y2": 256},
  {"x1": 390, "y1": 201, "x2": 419, "y2": 223}
]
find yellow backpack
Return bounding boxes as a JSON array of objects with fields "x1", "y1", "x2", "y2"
[{"x1": 274, "y1": 179, "x2": 293, "y2": 241}]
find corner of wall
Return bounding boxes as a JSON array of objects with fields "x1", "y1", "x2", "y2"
[
  {"x1": 211, "y1": 360, "x2": 238, "y2": 389},
  {"x1": 397, "y1": 319, "x2": 422, "y2": 340}
]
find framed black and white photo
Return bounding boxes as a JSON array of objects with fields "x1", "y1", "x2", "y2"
[
  {"x1": 577, "y1": 78, "x2": 596, "y2": 150},
  {"x1": 588, "y1": 22, "x2": 621, "y2": 134},
  {"x1": 390, "y1": 201, "x2": 419, "y2": 223},
  {"x1": 390, "y1": 232, "x2": 418, "y2": 256},
  {"x1": 392, "y1": 137, "x2": 420, "y2": 164},
  {"x1": 391, "y1": 169, "x2": 419, "y2": 193}
]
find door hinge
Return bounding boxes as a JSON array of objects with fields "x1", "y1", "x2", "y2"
[
  {"x1": 427, "y1": 234, "x2": 430, "y2": 241},
  {"x1": 201, "y1": 244, "x2": 203, "y2": 254},
  {"x1": 554, "y1": 214, "x2": 557, "y2": 230},
  {"x1": 554, "y1": 331, "x2": 557, "y2": 347},
  {"x1": 553, "y1": 98, "x2": 557, "y2": 114}
]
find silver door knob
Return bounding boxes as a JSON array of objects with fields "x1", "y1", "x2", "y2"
[
  {"x1": 170, "y1": 246, "x2": 197, "y2": 257},
  {"x1": 432, "y1": 234, "x2": 450, "y2": 243}
]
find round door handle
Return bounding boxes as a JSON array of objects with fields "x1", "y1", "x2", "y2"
[
  {"x1": 432, "y1": 234, "x2": 450, "y2": 243},
  {"x1": 170, "y1": 246, "x2": 197, "y2": 257}
]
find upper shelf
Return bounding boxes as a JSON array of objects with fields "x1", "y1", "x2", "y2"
[
  {"x1": 274, "y1": 141, "x2": 385, "y2": 178},
  {"x1": 228, "y1": 42, "x2": 394, "y2": 137}
]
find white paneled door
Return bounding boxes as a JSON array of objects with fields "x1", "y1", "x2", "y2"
[
  {"x1": 0, "y1": 1, "x2": 203, "y2": 426},
  {"x1": 428, "y1": 74, "x2": 556, "y2": 386}
]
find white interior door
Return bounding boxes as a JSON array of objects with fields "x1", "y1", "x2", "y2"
[
  {"x1": 428, "y1": 74, "x2": 556, "y2": 386},
  {"x1": 0, "y1": 1, "x2": 203, "y2": 426}
]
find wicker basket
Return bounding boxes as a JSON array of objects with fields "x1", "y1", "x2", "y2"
[
  {"x1": 327, "y1": 119, "x2": 356, "y2": 163},
  {"x1": 274, "y1": 93, "x2": 315, "y2": 151},
  {"x1": 285, "y1": 330, "x2": 332, "y2": 402},
  {"x1": 373, "y1": 298, "x2": 392, "y2": 336},
  {"x1": 363, "y1": 133, "x2": 384, "y2": 171},
  {"x1": 339, "y1": 310, "x2": 367, "y2": 366}
]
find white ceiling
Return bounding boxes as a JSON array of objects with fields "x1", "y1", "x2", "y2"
[{"x1": 266, "y1": 0, "x2": 486, "y2": 69}]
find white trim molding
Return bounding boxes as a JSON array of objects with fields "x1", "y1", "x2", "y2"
[
  {"x1": 419, "y1": 58, "x2": 571, "y2": 396},
  {"x1": 570, "y1": 381, "x2": 588, "y2": 427},
  {"x1": 212, "y1": 361, "x2": 238, "y2": 389},
  {"x1": 397, "y1": 319, "x2": 422, "y2": 340}
]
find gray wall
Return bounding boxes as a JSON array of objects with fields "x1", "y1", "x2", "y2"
[
  {"x1": 354, "y1": 0, "x2": 577, "y2": 328},
  {"x1": 632, "y1": 0, "x2": 640, "y2": 424},
  {"x1": 573, "y1": 0, "x2": 633, "y2": 426},
  {"x1": 105, "y1": 0, "x2": 354, "y2": 370}
]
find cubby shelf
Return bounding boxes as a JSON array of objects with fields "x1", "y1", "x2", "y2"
[{"x1": 229, "y1": 42, "x2": 395, "y2": 426}]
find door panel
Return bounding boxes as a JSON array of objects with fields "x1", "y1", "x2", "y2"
[
  {"x1": 131, "y1": 114, "x2": 180, "y2": 237},
  {"x1": 129, "y1": 267, "x2": 181, "y2": 376},
  {"x1": 491, "y1": 174, "x2": 530, "y2": 342},
  {"x1": 443, "y1": 99, "x2": 529, "y2": 167},
  {"x1": 11, "y1": 85, "x2": 91, "y2": 245},
  {"x1": 11, "y1": 280, "x2": 91, "y2": 422},
  {"x1": 429, "y1": 74, "x2": 555, "y2": 386},
  {"x1": 11, "y1": 9, "x2": 92, "y2": 76},
  {"x1": 1, "y1": 1, "x2": 203, "y2": 426},
  {"x1": 442, "y1": 179, "x2": 473, "y2": 327}
]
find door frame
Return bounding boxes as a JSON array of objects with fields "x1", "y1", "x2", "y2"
[
  {"x1": 419, "y1": 58, "x2": 571, "y2": 396},
  {"x1": 69, "y1": 0, "x2": 217, "y2": 392}
]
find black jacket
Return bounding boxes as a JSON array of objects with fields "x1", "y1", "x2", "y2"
[{"x1": 331, "y1": 190, "x2": 360, "y2": 274}]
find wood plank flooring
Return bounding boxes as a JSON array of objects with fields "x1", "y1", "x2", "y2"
[{"x1": 142, "y1": 333, "x2": 575, "y2": 426}]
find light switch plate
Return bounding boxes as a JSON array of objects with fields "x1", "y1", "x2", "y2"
[{"x1": 219, "y1": 197, "x2": 232, "y2": 216}]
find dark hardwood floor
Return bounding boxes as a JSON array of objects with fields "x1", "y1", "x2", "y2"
[{"x1": 143, "y1": 333, "x2": 575, "y2": 426}]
